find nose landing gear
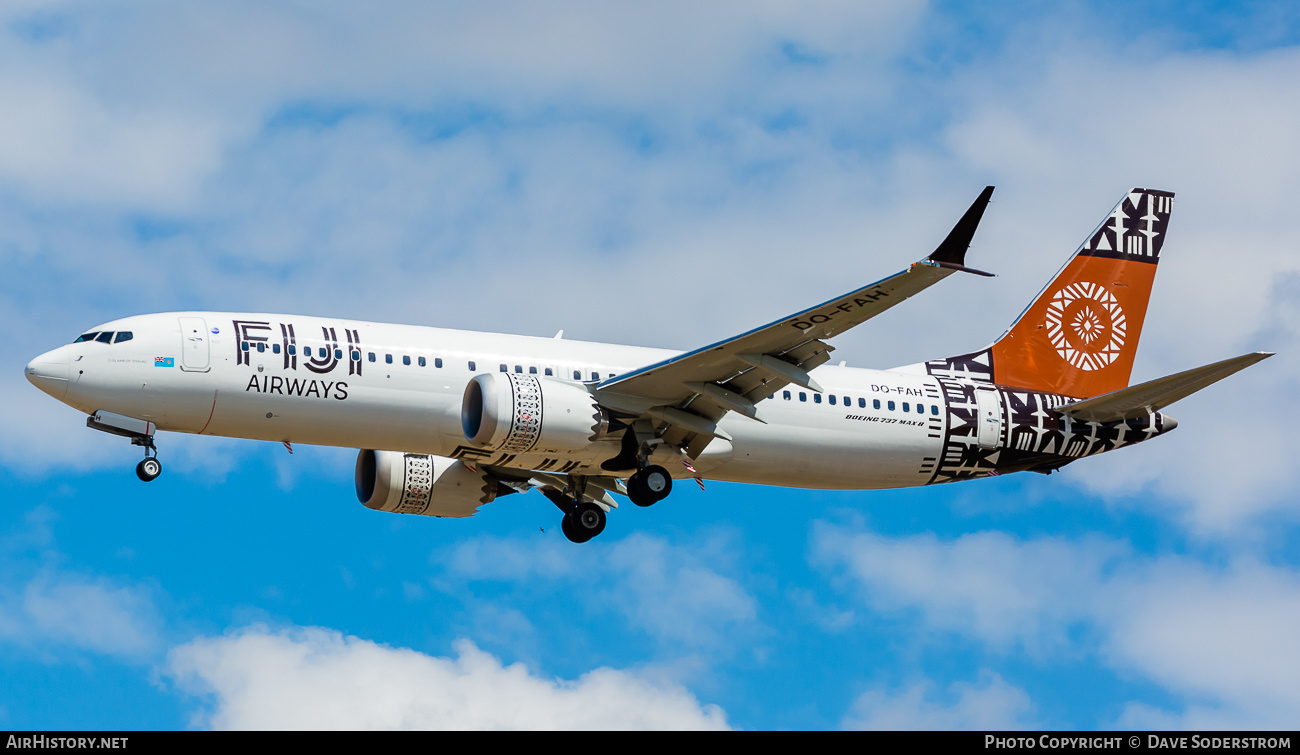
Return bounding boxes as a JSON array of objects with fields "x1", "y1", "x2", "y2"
[
  {"x1": 86, "y1": 410, "x2": 163, "y2": 483},
  {"x1": 136, "y1": 454, "x2": 162, "y2": 482},
  {"x1": 131, "y1": 432, "x2": 162, "y2": 482}
]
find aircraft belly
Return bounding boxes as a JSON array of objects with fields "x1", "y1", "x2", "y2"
[{"x1": 710, "y1": 410, "x2": 945, "y2": 490}]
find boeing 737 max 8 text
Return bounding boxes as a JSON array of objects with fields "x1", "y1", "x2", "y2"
[{"x1": 24, "y1": 187, "x2": 1271, "y2": 542}]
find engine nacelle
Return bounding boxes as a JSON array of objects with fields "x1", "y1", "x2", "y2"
[
  {"x1": 461, "y1": 373, "x2": 606, "y2": 454},
  {"x1": 355, "y1": 450, "x2": 501, "y2": 518}
]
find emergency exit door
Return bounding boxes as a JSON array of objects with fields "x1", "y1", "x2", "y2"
[{"x1": 975, "y1": 387, "x2": 1002, "y2": 449}]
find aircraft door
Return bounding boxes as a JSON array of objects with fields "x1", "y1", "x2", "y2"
[
  {"x1": 178, "y1": 317, "x2": 211, "y2": 372},
  {"x1": 975, "y1": 386, "x2": 1002, "y2": 449}
]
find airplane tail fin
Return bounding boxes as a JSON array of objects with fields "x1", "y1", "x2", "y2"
[{"x1": 968, "y1": 188, "x2": 1175, "y2": 398}]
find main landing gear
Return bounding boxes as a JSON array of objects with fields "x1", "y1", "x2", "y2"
[
  {"x1": 626, "y1": 464, "x2": 672, "y2": 507},
  {"x1": 542, "y1": 488, "x2": 609, "y2": 544},
  {"x1": 542, "y1": 454, "x2": 678, "y2": 544},
  {"x1": 562, "y1": 501, "x2": 607, "y2": 544}
]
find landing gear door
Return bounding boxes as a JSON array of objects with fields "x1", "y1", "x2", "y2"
[
  {"x1": 975, "y1": 386, "x2": 1002, "y2": 449},
  {"x1": 178, "y1": 317, "x2": 211, "y2": 372}
]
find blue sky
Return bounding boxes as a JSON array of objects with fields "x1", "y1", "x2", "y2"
[{"x1": 2, "y1": 1, "x2": 1299, "y2": 730}]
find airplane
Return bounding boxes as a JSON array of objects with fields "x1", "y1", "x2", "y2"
[{"x1": 24, "y1": 187, "x2": 1271, "y2": 543}]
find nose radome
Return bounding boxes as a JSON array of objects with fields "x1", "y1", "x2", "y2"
[{"x1": 25, "y1": 348, "x2": 70, "y2": 400}]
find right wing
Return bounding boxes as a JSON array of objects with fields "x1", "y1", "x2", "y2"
[{"x1": 594, "y1": 186, "x2": 995, "y2": 458}]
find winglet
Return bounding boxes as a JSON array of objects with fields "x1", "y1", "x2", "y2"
[{"x1": 927, "y1": 186, "x2": 995, "y2": 267}]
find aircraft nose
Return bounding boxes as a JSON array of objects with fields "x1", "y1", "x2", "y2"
[{"x1": 25, "y1": 347, "x2": 70, "y2": 400}]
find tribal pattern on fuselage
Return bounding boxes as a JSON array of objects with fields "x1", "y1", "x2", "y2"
[{"x1": 923, "y1": 349, "x2": 1170, "y2": 483}]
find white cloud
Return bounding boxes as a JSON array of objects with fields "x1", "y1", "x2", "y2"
[
  {"x1": 0, "y1": 507, "x2": 162, "y2": 660},
  {"x1": 814, "y1": 523, "x2": 1300, "y2": 728},
  {"x1": 166, "y1": 624, "x2": 730, "y2": 730},
  {"x1": 842, "y1": 672, "x2": 1039, "y2": 730},
  {"x1": 812, "y1": 525, "x2": 1124, "y2": 653},
  {"x1": 440, "y1": 531, "x2": 757, "y2": 648},
  {"x1": 0, "y1": 569, "x2": 161, "y2": 659}
]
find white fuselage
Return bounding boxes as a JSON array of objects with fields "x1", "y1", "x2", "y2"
[{"x1": 28, "y1": 312, "x2": 955, "y2": 490}]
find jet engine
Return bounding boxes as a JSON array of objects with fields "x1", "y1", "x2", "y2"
[
  {"x1": 355, "y1": 450, "x2": 508, "y2": 518},
  {"x1": 461, "y1": 373, "x2": 607, "y2": 454}
]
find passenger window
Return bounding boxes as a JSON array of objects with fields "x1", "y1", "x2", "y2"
[
  {"x1": 74, "y1": 333, "x2": 99, "y2": 343},
  {"x1": 335, "y1": 349, "x2": 343, "y2": 359},
  {"x1": 931, "y1": 405, "x2": 939, "y2": 415},
  {"x1": 903, "y1": 402, "x2": 910, "y2": 412},
  {"x1": 515, "y1": 365, "x2": 523, "y2": 373},
  {"x1": 289, "y1": 345, "x2": 296, "y2": 356},
  {"x1": 114, "y1": 331, "x2": 133, "y2": 344},
  {"x1": 529, "y1": 366, "x2": 537, "y2": 374},
  {"x1": 873, "y1": 399, "x2": 880, "y2": 410},
  {"x1": 544, "y1": 367, "x2": 552, "y2": 376},
  {"x1": 256, "y1": 342, "x2": 265, "y2": 353},
  {"x1": 814, "y1": 394, "x2": 822, "y2": 404},
  {"x1": 574, "y1": 370, "x2": 582, "y2": 380},
  {"x1": 272, "y1": 343, "x2": 280, "y2": 354},
  {"x1": 241, "y1": 342, "x2": 250, "y2": 352},
  {"x1": 843, "y1": 396, "x2": 850, "y2": 406},
  {"x1": 888, "y1": 401, "x2": 895, "y2": 411},
  {"x1": 368, "y1": 352, "x2": 376, "y2": 362},
  {"x1": 829, "y1": 395, "x2": 837, "y2": 405},
  {"x1": 435, "y1": 358, "x2": 443, "y2": 368},
  {"x1": 418, "y1": 356, "x2": 426, "y2": 367},
  {"x1": 592, "y1": 372, "x2": 600, "y2": 380},
  {"x1": 468, "y1": 361, "x2": 476, "y2": 371},
  {"x1": 352, "y1": 351, "x2": 360, "y2": 361},
  {"x1": 96, "y1": 332, "x2": 114, "y2": 343},
  {"x1": 859, "y1": 398, "x2": 866, "y2": 408},
  {"x1": 783, "y1": 391, "x2": 791, "y2": 400},
  {"x1": 799, "y1": 392, "x2": 807, "y2": 402},
  {"x1": 403, "y1": 355, "x2": 411, "y2": 366},
  {"x1": 385, "y1": 354, "x2": 393, "y2": 364}
]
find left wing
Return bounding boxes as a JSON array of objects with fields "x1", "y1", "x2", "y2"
[{"x1": 595, "y1": 186, "x2": 995, "y2": 459}]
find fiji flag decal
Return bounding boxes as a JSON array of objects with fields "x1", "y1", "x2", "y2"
[{"x1": 154, "y1": 357, "x2": 174, "y2": 367}]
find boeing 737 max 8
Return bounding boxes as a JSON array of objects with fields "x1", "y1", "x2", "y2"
[{"x1": 24, "y1": 187, "x2": 1270, "y2": 542}]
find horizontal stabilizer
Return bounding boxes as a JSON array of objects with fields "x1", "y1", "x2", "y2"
[{"x1": 1053, "y1": 352, "x2": 1273, "y2": 423}]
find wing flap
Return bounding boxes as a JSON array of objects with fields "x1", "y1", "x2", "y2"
[{"x1": 1053, "y1": 352, "x2": 1272, "y2": 423}]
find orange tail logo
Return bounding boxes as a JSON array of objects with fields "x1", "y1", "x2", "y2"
[{"x1": 933, "y1": 189, "x2": 1174, "y2": 399}]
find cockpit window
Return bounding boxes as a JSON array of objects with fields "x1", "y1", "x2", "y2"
[
  {"x1": 95, "y1": 332, "x2": 115, "y2": 343},
  {"x1": 74, "y1": 332, "x2": 99, "y2": 343},
  {"x1": 114, "y1": 331, "x2": 133, "y2": 343}
]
